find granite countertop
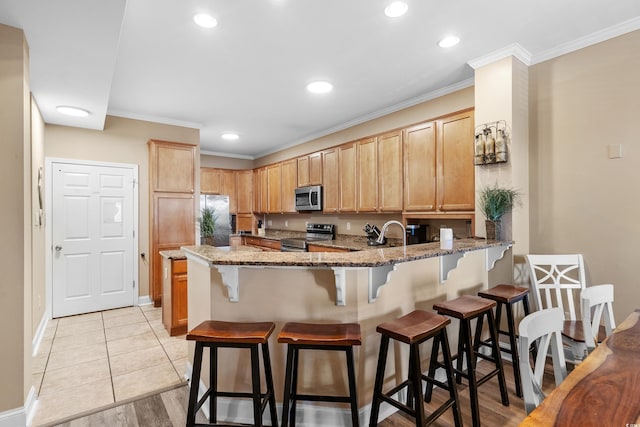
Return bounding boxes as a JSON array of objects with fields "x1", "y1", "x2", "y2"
[
  {"x1": 231, "y1": 230, "x2": 403, "y2": 251},
  {"x1": 181, "y1": 238, "x2": 510, "y2": 268},
  {"x1": 159, "y1": 249, "x2": 187, "y2": 260}
]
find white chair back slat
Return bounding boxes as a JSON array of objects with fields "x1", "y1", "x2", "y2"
[
  {"x1": 581, "y1": 284, "x2": 616, "y2": 352},
  {"x1": 519, "y1": 307, "x2": 568, "y2": 415}
]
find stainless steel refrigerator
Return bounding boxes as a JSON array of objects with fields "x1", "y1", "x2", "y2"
[{"x1": 199, "y1": 195, "x2": 231, "y2": 246}]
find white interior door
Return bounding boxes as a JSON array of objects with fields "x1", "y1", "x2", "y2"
[{"x1": 51, "y1": 161, "x2": 136, "y2": 318}]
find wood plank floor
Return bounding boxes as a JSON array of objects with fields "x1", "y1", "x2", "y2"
[{"x1": 49, "y1": 360, "x2": 543, "y2": 426}]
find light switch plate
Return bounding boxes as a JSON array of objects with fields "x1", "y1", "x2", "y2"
[{"x1": 607, "y1": 144, "x2": 622, "y2": 159}]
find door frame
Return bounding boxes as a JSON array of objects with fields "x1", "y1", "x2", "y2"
[{"x1": 45, "y1": 157, "x2": 139, "y2": 319}]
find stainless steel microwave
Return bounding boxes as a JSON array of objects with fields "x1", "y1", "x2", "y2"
[{"x1": 294, "y1": 185, "x2": 322, "y2": 211}]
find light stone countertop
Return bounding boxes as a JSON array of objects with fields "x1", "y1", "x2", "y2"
[{"x1": 181, "y1": 238, "x2": 510, "y2": 268}]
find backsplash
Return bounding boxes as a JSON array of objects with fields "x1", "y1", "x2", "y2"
[{"x1": 263, "y1": 213, "x2": 475, "y2": 241}]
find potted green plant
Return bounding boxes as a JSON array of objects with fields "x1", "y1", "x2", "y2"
[
  {"x1": 198, "y1": 206, "x2": 216, "y2": 245},
  {"x1": 478, "y1": 184, "x2": 522, "y2": 240}
]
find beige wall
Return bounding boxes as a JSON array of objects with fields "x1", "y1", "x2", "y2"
[
  {"x1": 255, "y1": 86, "x2": 474, "y2": 166},
  {"x1": 529, "y1": 30, "x2": 640, "y2": 322},
  {"x1": 0, "y1": 23, "x2": 32, "y2": 412},
  {"x1": 45, "y1": 116, "x2": 200, "y2": 299},
  {"x1": 201, "y1": 153, "x2": 253, "y2": 170}
]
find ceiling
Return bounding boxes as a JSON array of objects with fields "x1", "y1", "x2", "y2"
[{"x1": 1, "y1": 1, "x2": 639, "y2": 159}]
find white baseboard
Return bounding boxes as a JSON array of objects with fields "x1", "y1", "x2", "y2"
[
  {"x1": 32, "y1": 314, "x2": 48, "y2": 357},
  {"x1": 0, "y1": 386, "x2": 36, "y2": 427},
  {"x1": 137, "y1": 295, "x2": 152, "y2": 306},
  {"x1": 185, "y1": 362, "x2": 401, "y2": 426}
]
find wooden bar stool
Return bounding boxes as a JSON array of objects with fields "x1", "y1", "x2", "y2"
[
  {"x1": 278, "y1": 322, "x2": 362, "y2": 426},
  {"x1": 186, "y1": 320, "x2": 278, "y2": 427},
  {"x1": 427, "y1": 295, "x2": 509, "y2": 427},
  {"x1": 369, "y1": 310, "x2": 462, "y2": 427},
  {"x1": 477, "y1": 284, "x2": 531, "y2": 398}
]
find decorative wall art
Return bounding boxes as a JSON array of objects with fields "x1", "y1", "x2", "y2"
[{"x1": 474, "y1": 120, "x2": 508, "y2": 165}]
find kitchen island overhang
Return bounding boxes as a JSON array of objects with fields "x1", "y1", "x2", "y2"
[{"x1": 181, "y1": 239, "x2": 511, "y2": 306}]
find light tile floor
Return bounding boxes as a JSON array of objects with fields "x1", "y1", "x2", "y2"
[{"x1": 31, "y1": 305, "x2": 188, "y2": 427}]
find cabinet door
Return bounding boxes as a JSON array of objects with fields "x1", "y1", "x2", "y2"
[
  {"x1": 200, "y1": 167, "x2": 221, "y2": 194},
  {"x1": 150, "y1": 140, "x2": 195, "y2": 193},
  {"x1": 151, "y1": 193, "x2": 194, "y2": 306},
  {"x1": 260, "y1": 168, "x2": 268, "y2": 214},
  {"x1": 281, "y1": 159, "x2": 297, "y2": 213},
  {"x1": 297, "y1": 156, "x2": 310, "y2": 187},
  {"x1": 236, "y1": 170, "x2": 253, "y2": 213},
  {"x1": 378, "y1": 130, "x2": 403, "y2": 212},
  {"x1": 339, "y1": 143, "x2": 357, "y2": 212},
  {"x1": 308, "y1": 153, "x2": 323, "y2": 185},
  {"x1": 172, "y1": 260, "x2": 188, "y2": 335},
  {"x1": 437, "y1": 110, "x2": 475, "y2": 211},
  {"x1": 236, "y1": 213, "x2": 254, "y2": 233},
  {"x1": 357, "y1": 137, "x2": 378, "y2": 212},
  {"x1": 404, "y1": 122, "x2": 437, "y2": 211},
  {"x1": 267, "y1": 163, "x2": 282, "y2": 213},
  {"x1": 253, "y1": 169, "x2": 262, "y2": 213},
  {"x1": 322, "y1": 148, "x2": 339, "y2": 213},
  {"x1": 220, "y1": 170, "x2": 237, "y2": 214}
]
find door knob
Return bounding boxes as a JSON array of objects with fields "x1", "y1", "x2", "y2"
[{"x1": 55, "y1": 245, "x2": 62, "y2": 252}]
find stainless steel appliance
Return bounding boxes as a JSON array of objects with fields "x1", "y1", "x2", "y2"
[
  {"x1": 280, "y1": 223, "x2": 335, "y2": 252},
  {"x1": 294, "y1": 185, "x2": 322, "y2": 211},
  {"x1": 200, "y1": 195, "x2": 232, "y2": 246}
]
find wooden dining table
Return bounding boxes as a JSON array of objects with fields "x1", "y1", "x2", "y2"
[{"x1": 520, "y1": 309, "x2": 640, "y2": 426}]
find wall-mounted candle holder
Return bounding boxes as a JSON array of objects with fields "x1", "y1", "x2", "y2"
[{"x1": 474, "y1": 120, "x2": 508, "y2": 165}]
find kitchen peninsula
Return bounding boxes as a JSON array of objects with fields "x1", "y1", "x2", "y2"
[{"x1": 182, "y1": 238, "x2": 511, "y2": 425}]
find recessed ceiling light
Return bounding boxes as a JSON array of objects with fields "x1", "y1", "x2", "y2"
[
  {"x1": 306, "y1": 81, "x2": 333, "y2": 94},
  {"x1": 385, "y1": 1, "x2": 408, "y2": 18},
  {"x1": 194, "y1": 13, "x2": 217, "y2": 28},
  {"x1": 221, "y1": 133, "x2": 239, "y2": 141},
  {"x1": 438, "y1": 35, "x2": 460, "y2": 48},
  {"x1": 56, "y1": 106, "x2": 90, "y2": 117}
]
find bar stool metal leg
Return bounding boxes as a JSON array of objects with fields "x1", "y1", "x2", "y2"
[
  {"x1": 368, "y1": 335, "x2": 389, "y2": 427},
  {"x1": 262, "y1": 343, "x2": 279, "y2": 426},
  {"x1": 346, "y1": 346, "x2": 359, "y2": 427}
]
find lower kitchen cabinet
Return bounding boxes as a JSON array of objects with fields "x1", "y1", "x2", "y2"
[{"x1": 162, "y1": 256, "x2": 188, "y2": 336}]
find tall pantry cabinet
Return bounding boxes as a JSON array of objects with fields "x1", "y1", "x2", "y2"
[{"x1": 149, "y1": 139, "x2": 196, "y2": 307}]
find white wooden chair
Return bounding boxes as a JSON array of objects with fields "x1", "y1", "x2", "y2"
[
  {"x1": 581, "y1": 284, "x2": 616, "y2": 353},
  {"x1": 518, "y1": 307, "x2": 568, "y2": 415},
  {"x1": 524, "y1": 254, "x2": 588, "y2": 363}
]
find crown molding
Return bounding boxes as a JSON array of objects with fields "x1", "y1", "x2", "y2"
[
  {"x1": 467, "y1": 43, "x2": 533, "y2": 70},
  {"x1": 531, "y1": 16, "x2": 640, "y2": 64}
]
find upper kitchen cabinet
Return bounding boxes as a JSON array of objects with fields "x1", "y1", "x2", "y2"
[
  {"x1": 357, "y1": 137, "x2": 378, "y2": 212},
  {"x1": 150, "y1": 140, "x2": 196, "y2": 193},
  {"x1": 403, "y1": 109, "x2": 475, "y2": 214},
  {"x1": 220, "y1": 169, "x2": 237, "y2": 214},
  {"x1": 322, "y1": 148, "x2": 339, "y2": 213},
  {"x1": 200, "y1": 167, "x2": 221, "y2": 194},
  {"x1": 281, "y1": 159, "x2": 297, "y2": 213},
  {"x1": 266, "y1": 163, "x2": 282, "y2": 213},
  {"x1": 377, "y1": 130, "x2": 403, "y2": 212},
  {"x1": 339, "y1": 142, "x2": 357, "y2": 212},
  {"x1": 357, "y1": 131, "x2": 403, "y2": 212},
  {"x1": 236, "y1": 170, "x2": 253, "y2": 214},
  {"x1": 404, "y1": 122, "x2": 437, "y2": 211},
  {"x1": 437, "y1": 110, "x2": 475, "y2": 211},
  {"x1": 297, "y1": 152, "x2": 323, "y2": 187}
]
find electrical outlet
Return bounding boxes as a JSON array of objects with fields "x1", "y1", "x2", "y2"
[
  {"x1": 268, "y1": 220, "x2": 272, "y2": 226},
  {"x1": 285, "y1": 220, "x2": 289, "y2": 227},
  {"x1": 346, "y1": 222, "x2": 351, "y2": 230}
]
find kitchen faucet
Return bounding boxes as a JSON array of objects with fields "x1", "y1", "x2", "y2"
[{"x1": 376, "y1": 220, "x2": 406, "y2": 246}]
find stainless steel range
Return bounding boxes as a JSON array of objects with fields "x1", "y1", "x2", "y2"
[{"x1": 280, "y1": 223, "x2": 335, "y2": 252}]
